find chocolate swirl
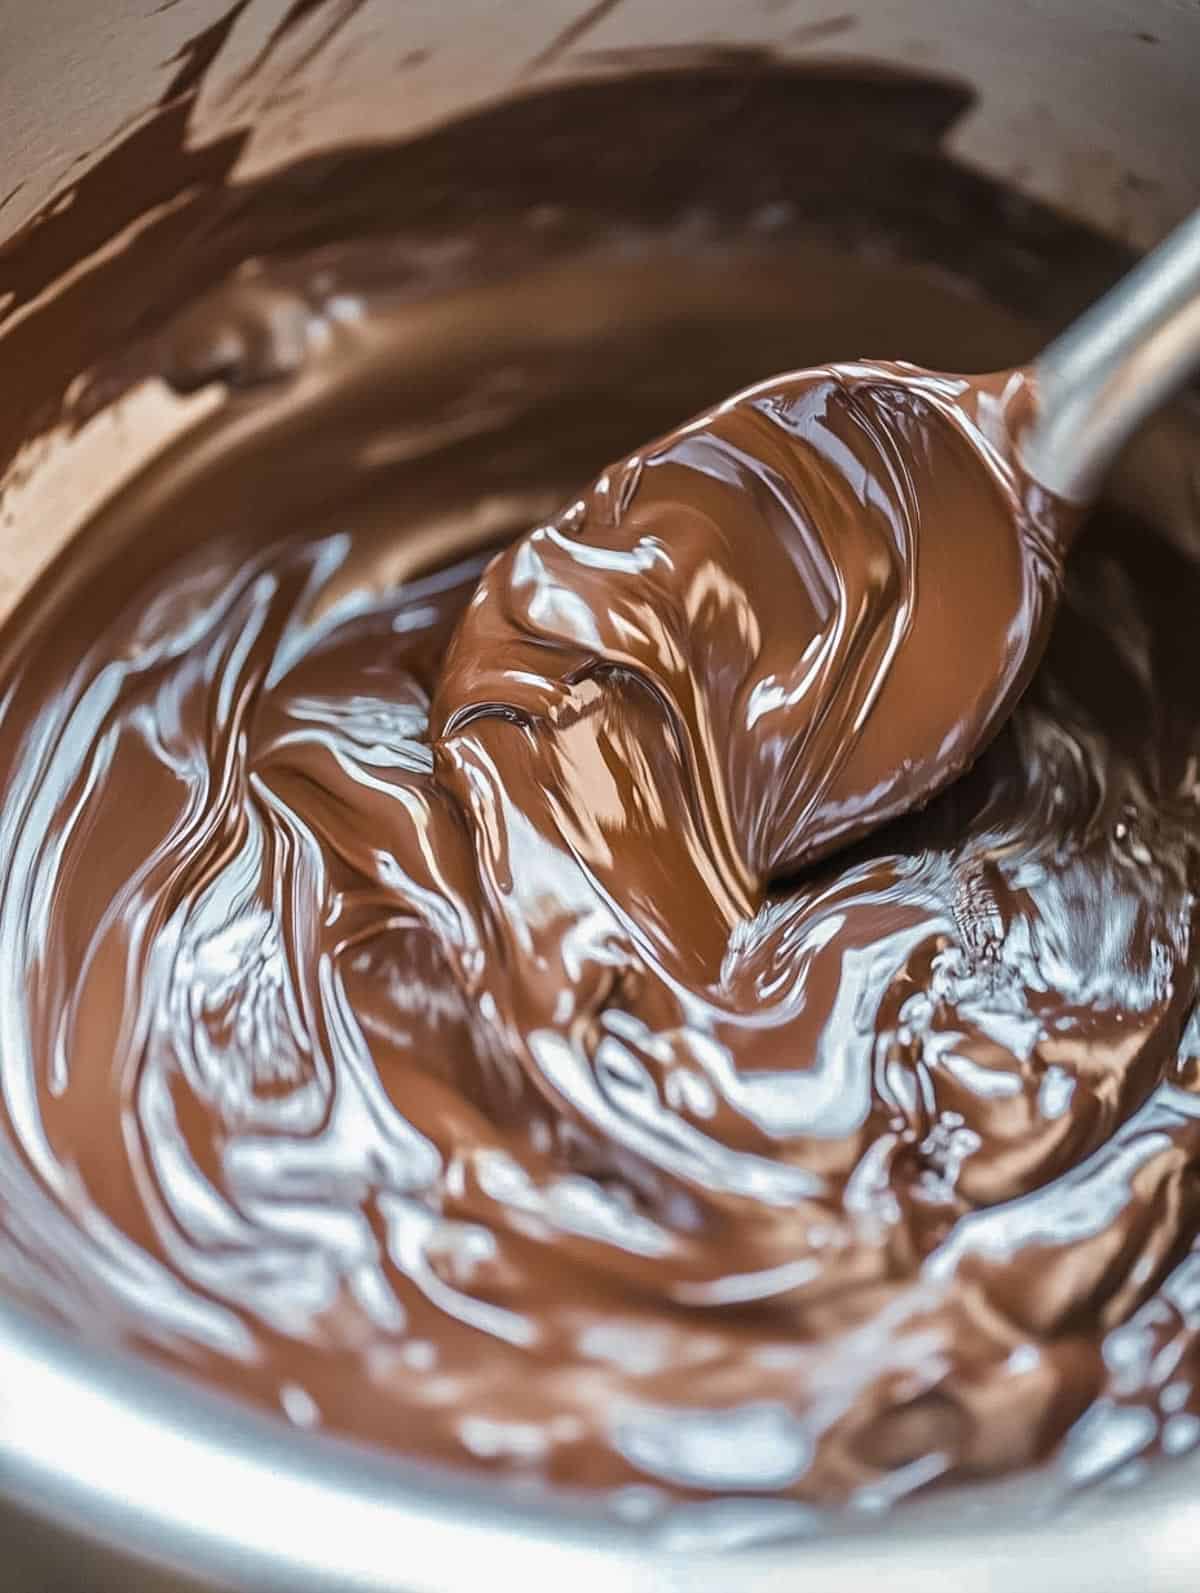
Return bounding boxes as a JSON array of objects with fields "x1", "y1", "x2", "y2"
[{"x1": 1, "y1": 247, "x2": 1199, "y2": 1523}]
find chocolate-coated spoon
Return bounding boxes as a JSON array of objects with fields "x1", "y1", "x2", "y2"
[{"x1": 439, "y1": 208, "x2": 1200, "y2": 893}]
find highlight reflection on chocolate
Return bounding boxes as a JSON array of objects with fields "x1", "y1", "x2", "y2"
[{"x1": 2, "y1": 52, "x2": 1200, "y2": 1524}]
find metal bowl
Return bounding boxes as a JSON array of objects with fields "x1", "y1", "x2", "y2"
[{"x1": 2, "y1": 2, "x2": 1199, "y2": 1587}]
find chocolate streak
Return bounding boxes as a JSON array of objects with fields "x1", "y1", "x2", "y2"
[{"x1": 2, "y1": 60, "x2": 1200, "y2": 1524}]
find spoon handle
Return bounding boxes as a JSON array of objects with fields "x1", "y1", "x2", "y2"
[{"x1": 1022, "y1": 207, "x2": 1200, "y2": 503}]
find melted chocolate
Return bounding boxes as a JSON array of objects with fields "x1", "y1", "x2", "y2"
[{"x1": 2, "y1": 57, "x2": 1200, "y2": 1530}]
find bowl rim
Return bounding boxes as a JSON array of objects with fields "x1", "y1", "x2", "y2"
[{"x1": 2, "y1": 1289, "x2": 1197, "y2": 1593}]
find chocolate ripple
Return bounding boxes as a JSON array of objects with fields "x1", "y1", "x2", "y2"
[{"x1": 1, "y1": 234, "x2": 1199, "y2": 1525}]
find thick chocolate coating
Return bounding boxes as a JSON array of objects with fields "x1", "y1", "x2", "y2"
[{"x1": 0, "y1": 242, "x2": 1198, "y2": 1519}]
